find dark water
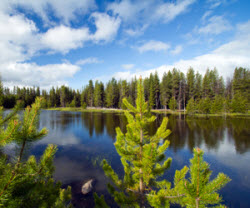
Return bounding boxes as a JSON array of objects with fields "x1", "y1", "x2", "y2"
[{"x1": 4, "y1": 110, "x2": 250, "y2": 207}]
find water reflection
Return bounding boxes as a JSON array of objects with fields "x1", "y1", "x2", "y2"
[{"x1": 13, "y1": 111, "x2": 250, "y2": 207}]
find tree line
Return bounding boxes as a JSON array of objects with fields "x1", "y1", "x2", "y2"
[{"x1": 0, "y1": 67, "x2": 249, "y2": 113}]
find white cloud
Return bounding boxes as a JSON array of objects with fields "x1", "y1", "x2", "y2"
[
  {"x1": 105, "y1": 21, "x2": 250, "y2": 81},
  {"x1": 107, "y1": 0, "x2": 196, "y2": 35},
  {"x1": 125, "y1": 24, "x2": 148, "y2": 37},
  {"x1": 198, "y1": 15, "x2": 232, "y2": 35},
  {"x1": 0, "y1": 12, "x2": 83, "y2": 88},
  {"x1": 206, "y1": 0, "x2": 234, "y2": 9},
  {"x1": 154, "y1": 0, "x2": 196, "y2": 23},
  {"x1": 90, "y1": 12, "x2": 121, "y2": 43},
  {"x1": 75, "y1": 57, "x2": 102, "y2": 66},
  {"x1": 122, "y1": 64, "x2": 135, "y2": 70},
  {"x1": 137, "y1": 40, "x2": 170, "y2": 53},
  {"x1": 0, "y1": 13, "x2": 40, "y2": 63},
  {"x1": 0, "y1": 9, "x2": 120, "y2": 87},
  {"x1": 41, "y1": 25, "x2": 90, "y2": 53},
  {"x1": 108, "y1": 0, "x2": 195, "y2": 23},
  {"x1": 1, "y1": 0, "x2": 96, "y2": 25},
  {"x1": 40, "y1": 13, "x2": 121, "y2": 53},
  {"x1": 0, "y1": 62, "x2": 80, "y2": 89},
  {"x1": 107, "y1": 0, "x2": 141, "y2": 22},
  {"x1": 201, "y1": 10, "x2": 213, "y2": 22},
  {"x1": 171, "y1": 45, "x2": 183, "y2": 55}
]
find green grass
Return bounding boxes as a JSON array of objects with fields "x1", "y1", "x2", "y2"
[
  {"x1": 46, "y1": 107, "x2": 124, "y2": 113},
  {"x1": 187, "y1": 112, "x2": 250, "y2": 118},
  {"x1": 45, "y1": 107, "x2": 250, "y2": 117}
]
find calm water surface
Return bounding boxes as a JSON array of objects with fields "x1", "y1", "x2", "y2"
[{"x1": 5, "y1": 110, "x2": 250, "y2": 207}]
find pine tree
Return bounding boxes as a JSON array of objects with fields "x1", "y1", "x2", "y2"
[
  {"x1": 186, "y1": 98, "x2": 196, "y2": 115},
  {"x1": 160, "y1": 71, "x2": 172, "y2": 110},
  {"x1": 172, "y1": 68, "x2": 180, "y2": 101},
  {"x1": 178, "y1": 72, "x2": 186, "y2": 110},
  {"x1": 232, "y1": 67, "x2": 250, "y2": 102},
  {"x1": 0, "y1": 75, "x2": 3, "y2": 106},
  {"x1": 128, "y1": 77, "x2": 137, "y2": 107},
  {"x1": 169, "y1": 97, "x2": 177, "y2": 111},
  {"x1": 147, "y1": 148, "x2": 230, "y2": 208},
  {"x1": 149, "y1": 73, "x2": 155, "y2": 109},
  {"x1": 194, "y1": 72, "x2": 202, "y2": 100},
  {"x1": 210, "y1": 96, "x2": 224, "y2": 114},
  {"x1": 0, "y1": 98, "x2": 72, "y2": 207},
  {"x1": 143, "y1": 77, "x2": 150, "y2": 102},
  {"x1": 198, "y1": 98, "x2": 211, "y2": 114},
  {"x1": 94, "y1": 80, "x2": 103, "y2": 107},
  {"x1": 49, "y1": 87, "x2": 56, "y2": 107},
  {"x1": 60, "y1": 86, "x2": 67, "y2": 107},
  {"x1": 96, "y1": 77, "x2": 172, "y2": 207},
  {"x1": 180, "y1": 148, "x2": 231, "y2": 208},
  {"x1": 88, "y1": 80, "x2": 94, "y2": 107},
  {"x1": 187, "y1": 68, "x2": 195, "y2": 100},
  {"x1": 154, "y1": 72, "x2": 161, "y2": 109},
  {"x1": 230, "y1": 92, "x2": 247, "y2": 113},
  {"x1": 202, "y1": 69, "x2": 211, "y2": 98},
  {"x1": 149, "y1": 81, "x2": 155, "y2": 109},
  {"x1": 119, "y1": 80, "x2": 129, "y2": 109}
]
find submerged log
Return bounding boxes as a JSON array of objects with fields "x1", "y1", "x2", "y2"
[{"x1": 81, "y1": 179, "x2": 94, "y2": 195}]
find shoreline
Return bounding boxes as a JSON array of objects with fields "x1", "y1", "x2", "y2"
[{"x1": 45, "y1": 107, "x2": 250, "y2": 117}]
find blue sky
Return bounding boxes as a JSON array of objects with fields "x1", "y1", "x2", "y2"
[{"x1": 0, "y1": 0, "x2": 249, "y2": 89}]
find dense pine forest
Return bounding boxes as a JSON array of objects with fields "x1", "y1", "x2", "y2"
[{"x1": 1, "y1": 67, "x2": 249, "y2": 114}]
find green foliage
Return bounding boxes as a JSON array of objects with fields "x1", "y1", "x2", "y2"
[
  {"x1": 230, "y1": 92, "x2": 248, "y2": 113},
  {"x1": 94, "y1": 193, "x2": 109, "y2": 208},
  {"x1": 95, "y1": 80, "x2": 231, "y2": 208},
  {"x1": 187, "y1": 68, "x2": 195, "y2": 100},
  {"x1": 1, "y1": 67, "x2": 249, "y2": 113},
  {"x1": 147, "y1": 148, "x2": 230, "y2": 208},
  {"x1": 0, "y1": 98, "x2": 72, "y2": 207},
  {"x1": 0, "y1": 75, "x2": 3, "y2": 106},
  {"x1": 96, "y1": 78, "x2": 172, "y2": 207},
  {"x1": 181, "y1": 148, "x2": 231, "y2": 208},
  {"x1": 210, "y1": 96, "x2": 225, "y2": 114},
  {"x1": 94, "y1": 81, "x2": 104, "y2": 107},
  {"x1": 169, "y1": 97, "x2": 177, "y2": 111},
  {"x1": 81, "y1": 102, "x2": 87, "y2": 109},
  {"x1": 198, "y1": 98, "x2": 211, "y2": 114},
  {"x1": 186, "y1": 98, "x2": 196, "y2": 115},
  {"x1": 233, "y1": 67, "x2": 250, "y2": 101},
  {"x1": 69, "y1": 98, "x2": 76, "y2": 108},
  {"x1": 160, "y1": 71, "x2": 172, "y2": 109},
  {"x1": 105, "y1": 78, "x2": 119, "y2": 108}
]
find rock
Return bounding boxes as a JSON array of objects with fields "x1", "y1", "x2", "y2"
[{"x1": 81, "y1": 179, "x2": 94, "y2": 195}]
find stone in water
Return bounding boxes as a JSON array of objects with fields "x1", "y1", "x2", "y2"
[{"x1": 81, "y1": 179, "x2": 94, "y2": 194}]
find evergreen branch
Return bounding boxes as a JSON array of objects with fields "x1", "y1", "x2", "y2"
[
  {"x1": 128, "y1": 188, "x2": 186, "y2": 199},
  {"x1": 22, "y1": 145, "x2": 56, "y2": 177},
  {"x1": 196, "y1": 148, "x2": 200, "y2": 197},
  {"x1": 200, "y1": 174, "x2": 230, "y2": 198},
  {"x1": 0, "y1": 172, "x2": 16, "y2": 198},
  {"x1": 0, "y1": 120, "x2": 18, "y2": 146},
  {"x1": 28, "y1": 107, "x2": 38, "y2": 134},
  {"x1": 0, "y1": 106, "x2": 18, "y2": 126}
]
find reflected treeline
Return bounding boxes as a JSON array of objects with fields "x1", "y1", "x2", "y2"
[
  {"x1": 226, "y1": 118, "x2": 250, "y2": 154},
  {"x1": 81, "y1": 112, "x2": 127, "y2": 140},
  {"x1": 41, "y1": 111, "x2": 250, "y2": 154},
  {"x1": 185, "y1": 117, "x2": 250, "y2": 154}
]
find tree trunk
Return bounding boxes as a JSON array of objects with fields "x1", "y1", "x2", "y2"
[{"x1": 196, "y1": 198, "x2": 199, "y2": 208}]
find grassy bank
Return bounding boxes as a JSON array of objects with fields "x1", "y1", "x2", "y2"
[
  {"x1": 46, "y1": 107, "x2": 124, "y2": 113},
  {"x1": 45, "y1": 107, "x2": 250, "y2": 117},
  {"x1": 187, "y1": 112, "x2": 250, "y2": 118}
]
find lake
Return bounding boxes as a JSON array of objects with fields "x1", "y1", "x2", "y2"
[{"x1": 4, "y1": 110, "x2": 250, "y2": 207}]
